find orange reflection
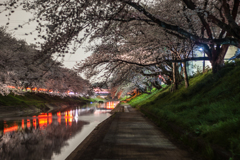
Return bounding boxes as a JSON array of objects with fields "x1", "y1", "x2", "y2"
[
  {"x1": 38, "y1": 113, "x2": 48, "y2": 118},
  {"x1": 27, "y1": 119, "x2": 31, "y2": 128},
  {"x1": 57, "y1": 112, "x2": 61, "y2": 124},
  {"x1": 58, "y1": 117, "x2": 61, "y2": 124},
  {"x1": 22, "y1": 119, "x2": 25, "y2": 129},
  {"x1": 38, "y1": 113, "x2": 48, "y2": 129},
  {"x1": 2, "y1": 107, "x2": 88, "y2": 134},
  {"x1": 65, "y1": 111, "x2": 68, "y2": 126},
  {"x1": 106, "y1": 102, "x2": 115, "y2": 109},
  {"x1": 2, "y1": 109, "x2": 76, "y2": 134},
  {"x1": 68, "y1": 111, "x2": 73, "y2": 126},
  {"x1": 57, "y1": 112, "x2": 61, "y2": 116},
  {"x1": 49, "y1": 118, "x2": 52, "y2": 125},
  {"x1": 39, "y1": 118, "x2": 47, "y2": 129},
  {"x1": 68, "y1": 111, "x2": 73, "y2": 117},
  {"x1": 64, "y1": 111, "x2": 73, "y2": 126},
  {"x1": 65, "y1": 118, "x2": 68, "y2": 126},
  {"x1": 4, "y1": 125, "x2": 18, "y2": 133},
  {"x1": 4, "y1": 122, "x2": 18, "y2": 133},
  {"x1": 69, "y1": 117, "x2": 72, "y2": 126},
  {"x1": 33, "y1": 118, "x2": 37, "y2": 129}
]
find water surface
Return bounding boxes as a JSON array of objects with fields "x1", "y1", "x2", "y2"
[{"x1": 0, "y1": 101, "x2": 119, "y2": 160}]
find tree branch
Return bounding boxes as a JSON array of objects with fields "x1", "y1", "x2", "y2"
[{"x1": 122, "y1": 0, "x2": 240, "y2": 47}]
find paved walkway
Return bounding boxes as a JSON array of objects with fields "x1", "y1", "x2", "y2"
[
  {"x1": 67, "y1": 105, "x2": 195, "y2": 160},
  {"x1": 93, "y1": 106, "x2": 192, "y2": 160}
]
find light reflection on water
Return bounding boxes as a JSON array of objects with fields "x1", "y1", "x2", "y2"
[{"x1": 0, "y1": 101, "x2": 119, "y2": 160}]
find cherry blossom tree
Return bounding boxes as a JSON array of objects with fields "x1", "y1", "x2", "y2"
[
  {"x1": 1, "y1": 0, "x2": 239, "y2": 82},
  {"x1": 0, "y1": 27, "x2": 91, "y2": 96},
  {"x1": 76, "y1": 45, "x2": 168, "y2": 96},
  {"x1": 76, "y1": 17, "x2": 198, "y2": 92},
  {"x1": 119, "y1": 0, "x2": 240, "y2": 72},
  {"x1": 44, "y1": 67, "x2": 90, "y2": 95},
  {"x1": 2, "y1": 0, "x2": 238, "y2": 72}
]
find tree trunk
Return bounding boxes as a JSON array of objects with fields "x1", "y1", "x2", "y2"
[
  {"x1": 182, "y1": 61, "x2": 189, "y2": 88},
  {"x1": 172, "y1": 58, "x2": 178, "y2": 91},
  {"x1": 152, "y1": 76, "x2": 162, "y2": 89},
  {"x1": 212, "y1": 60, "x2": 224, "y2": 73},
  {"x1": 210, "y1": 45, "x2": 229, "y2": 73}
]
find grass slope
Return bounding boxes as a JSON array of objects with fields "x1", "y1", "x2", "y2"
[
  {"x1": 0, "y1": 92, "x2": 96, "y2": 110},
  {"x1": 128, "y1": 61, "x2": 240, "y2": 159},
  {"x1": 79, "y1": 96, "x2": 106, "y2": 103}
]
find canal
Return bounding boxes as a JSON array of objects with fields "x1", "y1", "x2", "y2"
[{"x1": 0, "y1": 101, "x2": 119, "y2": 160}]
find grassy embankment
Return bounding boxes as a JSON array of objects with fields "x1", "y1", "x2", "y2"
[
  {"x1": 126, "y1": 61, "x2": 240, "y2": 160},
  {"x1": 0, "y1": 92, "x2": 104, "y2": 110},
  {"x1": 79, "y1": 96, "x2": 106, "y2": 103}
]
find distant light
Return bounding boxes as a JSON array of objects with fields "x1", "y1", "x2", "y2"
[{"x1": 199, "y1": 48, "x2": 203, "y2": 51}]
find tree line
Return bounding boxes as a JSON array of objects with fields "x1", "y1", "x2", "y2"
[
  {"x1": 0, "y1": 27, "x2": 91, "y2": 96},
  {"x1": 1, "y1": 0, "x2": 239, "y2": 97}
]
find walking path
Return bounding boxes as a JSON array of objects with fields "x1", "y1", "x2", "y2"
[{"x1": 67, "y1": 105, "x2": 196, "y2": 160}]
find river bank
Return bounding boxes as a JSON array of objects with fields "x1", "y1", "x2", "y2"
[{"x1": 0, "y1": 92, "x2": 96, "y2": 118}]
